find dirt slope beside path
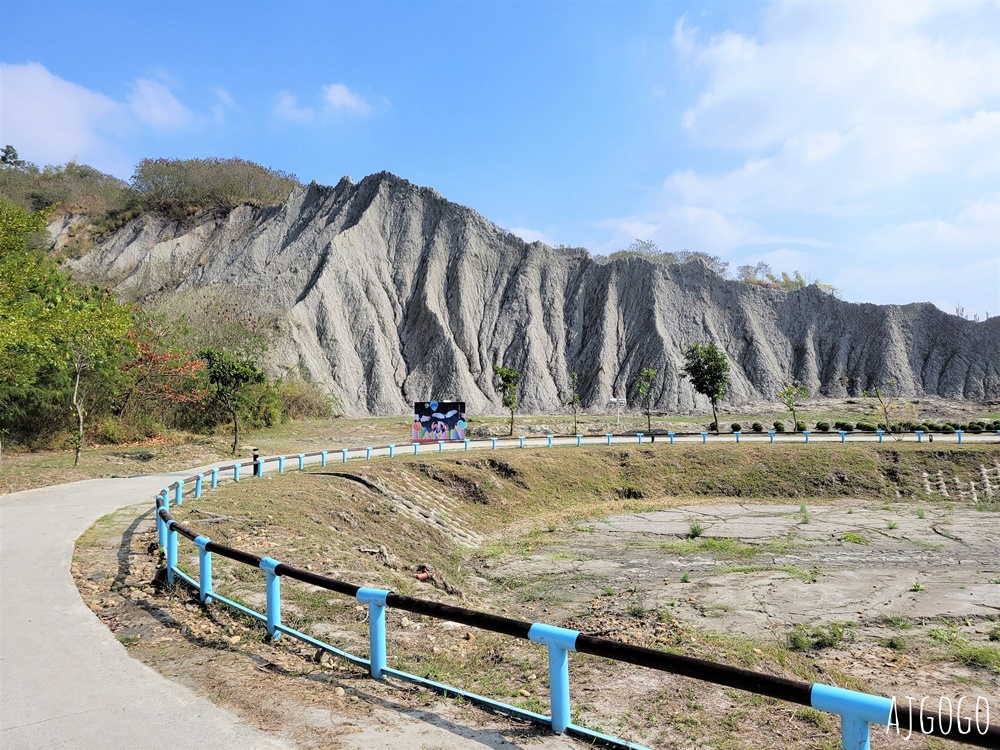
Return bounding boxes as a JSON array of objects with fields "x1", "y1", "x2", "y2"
[{"x1": 0, "y1": 473, "x2": 293, "y2": 750}]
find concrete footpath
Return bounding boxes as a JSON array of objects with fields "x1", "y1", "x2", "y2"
[{"x1": 0, "y1": 470, "x2": 291, "y2": 750}]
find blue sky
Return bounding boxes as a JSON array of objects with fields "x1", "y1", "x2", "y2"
[{"x1": 2, "y1": 0, "x2": 998, "y2": 318}]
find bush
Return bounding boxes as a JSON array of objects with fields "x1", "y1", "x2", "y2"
[
  {"x1": 708, "y1": 421, "x2": 718, "y2": 432},
  {"x1": 751, "y1": 422, "x2": 764, "y2": 433},
  {"x1": 968, "y1": 422, "x2": 983, "y2": 433},
  {"x1": 277, "y1": 372, "x2": 338, "y2": 420},
  {"x1": 131, "y1": 157, "x2": 299, "y2": 216},
  {"x1": 855, "y1": 422, "x2": 876, "y2": 432},
  {"x1": 731, "y1": 423, "x2": 742, "y2": 433},
  {"x1": 942, "y1": 425, "x2": 956, "y2": 434},
  {"x1": 795, "y1": 420, "x2": 807, "y2": 432},
  {"x1": 815, "y1": 421, "x2": 830, "y2": 432},
  {"x1": 773, "y1": 421, "x2": 785, "y2": 432},
  {"x1": 834, "y1": 421, "x2": 854, "y2": 432}
]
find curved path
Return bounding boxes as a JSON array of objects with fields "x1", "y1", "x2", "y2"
[
  {"x1": 2, "y1": 432, "x2": 995, "y2": 748},
  {"x1": 0, "y1": 467, "x2": 292, "y2": 750}
]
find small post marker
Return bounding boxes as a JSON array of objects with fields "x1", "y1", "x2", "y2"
[
  {"x1": 734, "y1": 431, "x2": 741, "y2": 443},
  {"x1": 342, "y1": 448, "x2": 349, "y2": 463},
  {"x1": 637, "y1": 433, "x2": 644, "y2": 445},
  {"x1": 840, "y1": 431, "x2": 847, "y2": 443},
  {"x1": 606, "y1": 433, "x2": 613, "y2": 445},
  {"x1": 576, "y1": 434, "x2": 583, "y2": 447},
  {"x1": 668, "y1": 432, "x2": 675, "y2": 444},
  {"x1": 701, "y1": 432, "x2": 708, "y2": 443}
]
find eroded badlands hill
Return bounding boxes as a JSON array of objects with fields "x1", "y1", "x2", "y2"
[{"x1": 70, "y1": 172, "x2": 1000, "y2": 415}]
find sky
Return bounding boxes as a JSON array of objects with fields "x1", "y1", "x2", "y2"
[{"x1": 1, "y1": 0, "x2": 998, "y2": 319}]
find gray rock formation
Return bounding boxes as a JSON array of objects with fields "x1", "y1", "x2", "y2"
[{"x1": 69, "y1": 172, "x2": 1000, "y2": 415}]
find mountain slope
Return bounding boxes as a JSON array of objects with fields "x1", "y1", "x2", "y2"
[{"x1": 70, "y1": 172, "x2": 1000, "y2": 415}]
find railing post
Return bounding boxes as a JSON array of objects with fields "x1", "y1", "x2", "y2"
[
  {"x1": 528, "y1": 623, "x2": 580, "y2": 733},
  {"x1": 576, "y1": 434, "x2": 582, "y2": 447},
  {"x1": 768, "y1": 431, "x2": 775, "y2": 443},
  {"x1": 156, "y1": 496, "x2": 167, "y2": 550},
  {"x1": 438, "y1": 441, "x2": 444, "y2": 453},
  {"x1": 166, "y1": 521, "x2": 178, "y2": 584},
  {"x1": 194, "y1": 535, "x2": 212, "y2": 603},
  {"x1": 389, "y1": 444, "x2": 396, "y2": 457},
  {"x1": 356, "y1": 587, "x2": 390, "y2": 678},
  {"x1": 840, "y1": 431, "x2": 847, "y2": 443},
  {"x1": 321, "y1": 450, "x2": 328, "y2": 467},
  {"x1": 278, "y1": 455, "x2": 285, "y2": 474},
  {"x1": 518, "y1": 436, "x2": 525, "y2": 448},
  {"x1": 464, "y1": 439, "x2": 470, "y2": 451},
  {"x1": 298, "y1": 453, "x2": 305, "y2": 470},
  {"x1": 233, "y1": 463, "x2": 241, "y2": 482},
  {"x1": 259, "y1": 557, "x2": 281, "y2": 640},
  {"x1": 491, "y1": 437, "x2": 497, "y2": 449},
  {"x1": 810, "y1": 683, "x2": 892, "y2": 750},
  {"x1": 803, "y1": 430, "x2": 811, "y2": 444},
  {"x1": 195, "y1": 474, "x2": 204, "y2": 498},
  {"x1": 636, "y1": 433, "x2": 643, "y2": 445},
  {"x1": 211, "y1": 467, "x2": 219, "y2": 488},
  {"x1": 701, "y1": 432, "x2": 708, "y2": 443},
  {"x1": 342, "y1": 448, "x2": 349, "y2": 463},
  {"x1": 547, "y1": 435, "x2": 554, "y2": 447},
  {"x1": 877, "y1": 430, "x2": 884, "y2": 443},
  {"x1": 174, "y1": 480, "x2": 184, "y2": 506},
  {"x1": 668, "y1": 432, "x2": 675, "y2": 444},
  {"x1": 734, "y1": 431, "x2": 741, "y2": 443},
  {"x1": 253, "y1": 448, "x2": 262, "y2": 477},
  {"x1": 956, "y1": 430, "x2": 963, "y2": 444},
  {"x1": 606, "y1": 433, "x2": 613, "y2": 445},
  {"x1": 413, "y1": 443, "x2": 420, "y2": 455},
  {"x1": 915, "y1": 430, "x2": 923, "y2": 443}
]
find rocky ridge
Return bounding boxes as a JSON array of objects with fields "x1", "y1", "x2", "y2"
[{"x1": 69, "y1": 171, "x2": 1000, "y2": 415}]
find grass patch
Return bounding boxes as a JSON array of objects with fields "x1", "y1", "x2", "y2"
[
  {"x1": 785, "y1": 622, "x2": 854, "y2": 651},
  {"x1": 841, "y1": 532, "x2": 869, "y2": 545},
  {"x1": 659, "y1": 537, "x2": 797, "y2": 560}
]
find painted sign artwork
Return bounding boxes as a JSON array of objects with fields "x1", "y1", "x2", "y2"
[{"x1": 412, "y1": 401, "x2": 467, "y2": 442}]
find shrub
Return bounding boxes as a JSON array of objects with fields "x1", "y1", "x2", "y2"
[
  {"x1": 856, "y1": 422, "x2": 876, "y2": 432},
  {"x1": 942, "y1": 425, "x2": 956, "y2": 434},
  {"x1": 131, "y1": 157, "x2": 299, "y2": 216},
  {"x1": 277, "y1": 372, "x2": 338, "y2": 420},
  {"x1": 773, "y1": 421, "x2": 785, "y2": 432},
  {"x1": 731, "y1": 423, "x2": 742, "y2": 433},
  {"x1": 815, "y1": 421, "x2": 830, "y2": 432},
  {"x1": 968, "y1": 422, "x2": 983, "y2": 433},
  {"x1": 751, "y1": 422, "x2": 764, "y2": 433},
  {"x1": 834, "y1": 421, "x2": 854, "y2": 432},
  {"x1": 708, "y1": 421, "x2": 718, "y2": 432},
  {"x1": 795, "y1": 420, "x2": 807, "y2": 432}
]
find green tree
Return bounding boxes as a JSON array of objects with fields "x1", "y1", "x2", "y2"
[
  {"x1": 633, "y1": 367, "x2": 657, "y2": 433},
  {"x1": 566, "y1": 371, "x2": 582, "y2": 434},
  {"x1": 680, "y1": 343, "x2": 730, "y2": 434},
  {"x1": 63, "y1": 292, "x2": 135, "y2": 464},
  {"x1": 493, "y1": 364, "x2": 521, "y2": 436},
  {"x1": 777, "y1": 383, "x2": 810, "y2": 434},
  {"x1": 199, "y1": 348, "x2": 268, "y2": 453}
]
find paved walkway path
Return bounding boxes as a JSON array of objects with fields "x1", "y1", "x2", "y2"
[{"x1": 0, "y1": 468, "x2": 292, "y2": 750}]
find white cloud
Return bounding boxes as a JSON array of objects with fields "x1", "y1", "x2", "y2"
[
  {"x1": 0, "y1": 62, "x2": 128, "y2": 174},
  {"x1": 127, "y1": 78, "x2": 195, "y2": 130},
  {"x1": 508, "y1": 226, "x2": 558, "y2": 246},
  {"x1": 596, "y1": 1, "x2": 999, "y2": 318},
  {"x1": 321, "y1": 83, "x2": 370, "y2": 116},
  {"x1": 274, "y1": 91, "x2": 315, "y2": 123},
  {"x1": 211, "y1": 87, "x2": 240, "y2": 124}
]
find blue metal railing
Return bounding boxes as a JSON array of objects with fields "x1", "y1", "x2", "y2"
[{"x1": 152, "y1": 434, "x2": 999, "y2": 749}]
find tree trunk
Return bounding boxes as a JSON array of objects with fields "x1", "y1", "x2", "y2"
[
  {"x1": 573, "y1": 406, "x2": 578, "y2": 435},
  {"x1": 791, "y1": 407, "x2": 798, "y2": 433},
  {"x1": 711, "y1": 399, "x2": 719, "y2": 435},
  {"x1": 508, "y1": 410, "x2": 514, "y2": 436},
  {"x1": 73, "y1": 366, "x2": 84, "y2": 466},
  {"x1": 647, "y1": 406, "x2": 651, "y2": 433},
  {"x1": 229, "y1": 406, "x2": 240, "y2": 454}
]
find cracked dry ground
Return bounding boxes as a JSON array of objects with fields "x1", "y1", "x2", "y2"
[{"x1": 74, "y1": 466, "x2": 1000, "y2": 749}]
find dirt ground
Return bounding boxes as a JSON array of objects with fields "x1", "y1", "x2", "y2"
[{"x1": 71, "y1": 441, "x2": 1000, "y2": 749}]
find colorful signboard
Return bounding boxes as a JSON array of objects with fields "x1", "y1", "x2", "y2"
[{"x1": 412, "y1": 401, "x2": 467, "y2": 442}]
